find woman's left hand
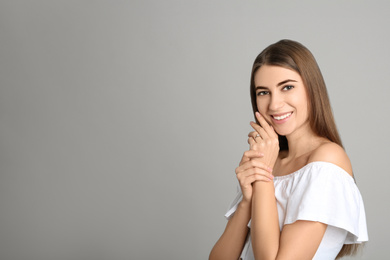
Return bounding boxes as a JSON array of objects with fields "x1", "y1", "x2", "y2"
[{"x1": 248, "y1": 112, "x2": 279, "y2": 169}]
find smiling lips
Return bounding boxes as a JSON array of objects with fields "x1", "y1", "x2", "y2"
[{"x1": 271, "y1": 112, "x2": 293, "y2": 122}]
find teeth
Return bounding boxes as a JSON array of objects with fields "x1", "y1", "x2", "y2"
[{"x1": 273, "y1": 112, "x2": 292, "y2": 120}]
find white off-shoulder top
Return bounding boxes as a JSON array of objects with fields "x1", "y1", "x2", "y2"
[{"x1": 225, "y1": 161, "x2": 368, "y2": 260}]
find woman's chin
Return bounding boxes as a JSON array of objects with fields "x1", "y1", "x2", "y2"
[{"x1": 273, "y1": 128, "x2": 291, "y2": 137}]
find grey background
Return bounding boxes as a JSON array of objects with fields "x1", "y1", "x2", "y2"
[{"x1": 0, "y1": 1, "x2": 388, "y2": 259}]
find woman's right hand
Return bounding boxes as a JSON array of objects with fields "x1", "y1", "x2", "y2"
[{"x1": 235, "y1": 150, "x2": 274, "y2": 203}]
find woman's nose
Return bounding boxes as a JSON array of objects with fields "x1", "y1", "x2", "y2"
[{"x1": 269, "y1": 93, "x2": 284, "y2": 111}]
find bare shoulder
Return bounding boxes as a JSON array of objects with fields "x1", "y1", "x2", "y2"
[{"x1": 307, "y1": 142, "x2": 353, "y2": 176}]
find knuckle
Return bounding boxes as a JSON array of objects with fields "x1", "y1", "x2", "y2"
[{"x1": 254, "y1": 175, "x2": 263, "y2": 181}]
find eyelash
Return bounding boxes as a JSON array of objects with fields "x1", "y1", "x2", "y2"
[
  {"x1": 257, "y1": 91, "x2": 269, "y2": 96},
  {"x1": 256, "y1": 85, "x2": 294, "y2": 96},
  {"x1": 283, "y1": 85, "x2": 294, "y2": 91}
]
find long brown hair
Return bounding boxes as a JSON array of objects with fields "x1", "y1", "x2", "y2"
[{"x1": 249, "y1": 39, "x2": 360, "y2": 258}]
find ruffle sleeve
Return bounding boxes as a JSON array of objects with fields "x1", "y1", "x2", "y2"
[{"x1": 282, "y1": 162, "x2": 368, "y2": 243}]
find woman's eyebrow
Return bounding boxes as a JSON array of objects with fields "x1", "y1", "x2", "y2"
[
  {"x1": 255, "y1": 79, "x2": 297, "y2": 90},
  {"x1": 277, "y1": 79, "x2": 297, "y2": 86}
]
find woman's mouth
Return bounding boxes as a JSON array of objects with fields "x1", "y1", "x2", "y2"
[{"x1": 271, "y1": 112, "x2": 292, "y2": 122}]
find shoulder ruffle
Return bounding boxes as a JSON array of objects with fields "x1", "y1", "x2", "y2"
[{"x1": 282, "y1": 161, "x2": 368, "y2": 243}]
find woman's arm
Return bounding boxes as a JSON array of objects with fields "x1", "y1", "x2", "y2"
[
  {"x1": 210, "y1": 150, "x2": 274, "y2": 260},
  {"x1": 251, "y1": 181, "x2": 280, "y2": 259},
  {"x1": 209, "y1": 200, "x2": 251, "y2": 260},
  {"x1": 251, "y1": 180, "x2": 327, "y2": 260}
]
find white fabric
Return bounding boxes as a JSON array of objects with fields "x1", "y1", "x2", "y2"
[{"x1": 225, "y1": 161, "x2": 368, "y2": 260}]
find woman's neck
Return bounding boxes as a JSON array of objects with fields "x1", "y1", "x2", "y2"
[{"x1": 283, "y1": 125, "x2": 328, "y2": 161}]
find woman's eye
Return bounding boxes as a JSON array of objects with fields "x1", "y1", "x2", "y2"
[
  {"x1": 283, "y1": 85, "x2": 294, "y2": 91},
  {"x1": 257, "y1": 91, "x2": 269, "y2": 96}
]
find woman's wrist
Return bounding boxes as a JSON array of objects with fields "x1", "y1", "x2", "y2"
[{"x1": 239, "y1": 199, "x2": 252, "y2": 210}]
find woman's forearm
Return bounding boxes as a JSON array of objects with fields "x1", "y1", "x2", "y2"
[
  {"x1": 209, "y1": 200, "x2": 251, "y2": 260},
  {"x1": 251, "y1": 181, "x2": 280, "y2": 260}
]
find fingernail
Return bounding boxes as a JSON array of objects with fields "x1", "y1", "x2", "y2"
[
  {"x1": 269, "y1": 174, "x2": 274, "y2": 179},
  {"x1": 256, "y1": 112, "x2": 261, "y2": 117},
  {"x1": 268, "y1": 167, "x2": 273, "y2": 172}
]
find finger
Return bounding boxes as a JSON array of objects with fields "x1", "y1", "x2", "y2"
[
  {"x1": 255, "y1": 111, "x2": 271, "y2": 129},
  {"x1": 239, "y1": 175, "x2": 272, "y2": 189},
  {"x1": 239, "y1": 150, "x2": 263, "y2": 165},
  {"x1": 240, "y1": 156, "x2": 250, "y2": 165},
  {"x1": 236, "y1": 166, "x2": 273, "y2": 181},
  {"x1": 255, "y1": 112, "x2": 277, "y2": 137},
  {"x1": 248, "y1": 131, "x2": 260, "y2": 139},
  {"x1": 237, "y1": 168, "x2": 274, "y2": 181},
  {"x1": 248, "y1": 174, "x2": 273, "y2": 183},
  {"x1": 236, "y1": 165, "x2": 274, "y2": 178},
  {"x1": 238, "y1": 174, "x2": 273, "y2": 188},
  {"x1": 247, "y1": 133, "x2": 261, "y2": 145},
  {"x1": 236, "y1": 159, "x2": 273, "y2": 173},
  {"x1": 248, "y1": 137, "x2": 256, "y2": 147},
  {"x1": 250, "y1": 121, "x2": 268, "y2": 139},
  {"x1": 248, "y1": 137, "x2": 256, "y2": 145},
  {"x1": 244, "y1": 150, "x2": 264, "y2": 159}
]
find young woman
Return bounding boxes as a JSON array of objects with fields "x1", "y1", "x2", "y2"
[{"x1": 209, "y1": 40, "x2": 368, "y2": 260}]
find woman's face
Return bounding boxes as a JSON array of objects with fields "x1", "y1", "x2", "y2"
[{"x1": 254, "y1": 65, "x2": 310, "y2": 137}]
